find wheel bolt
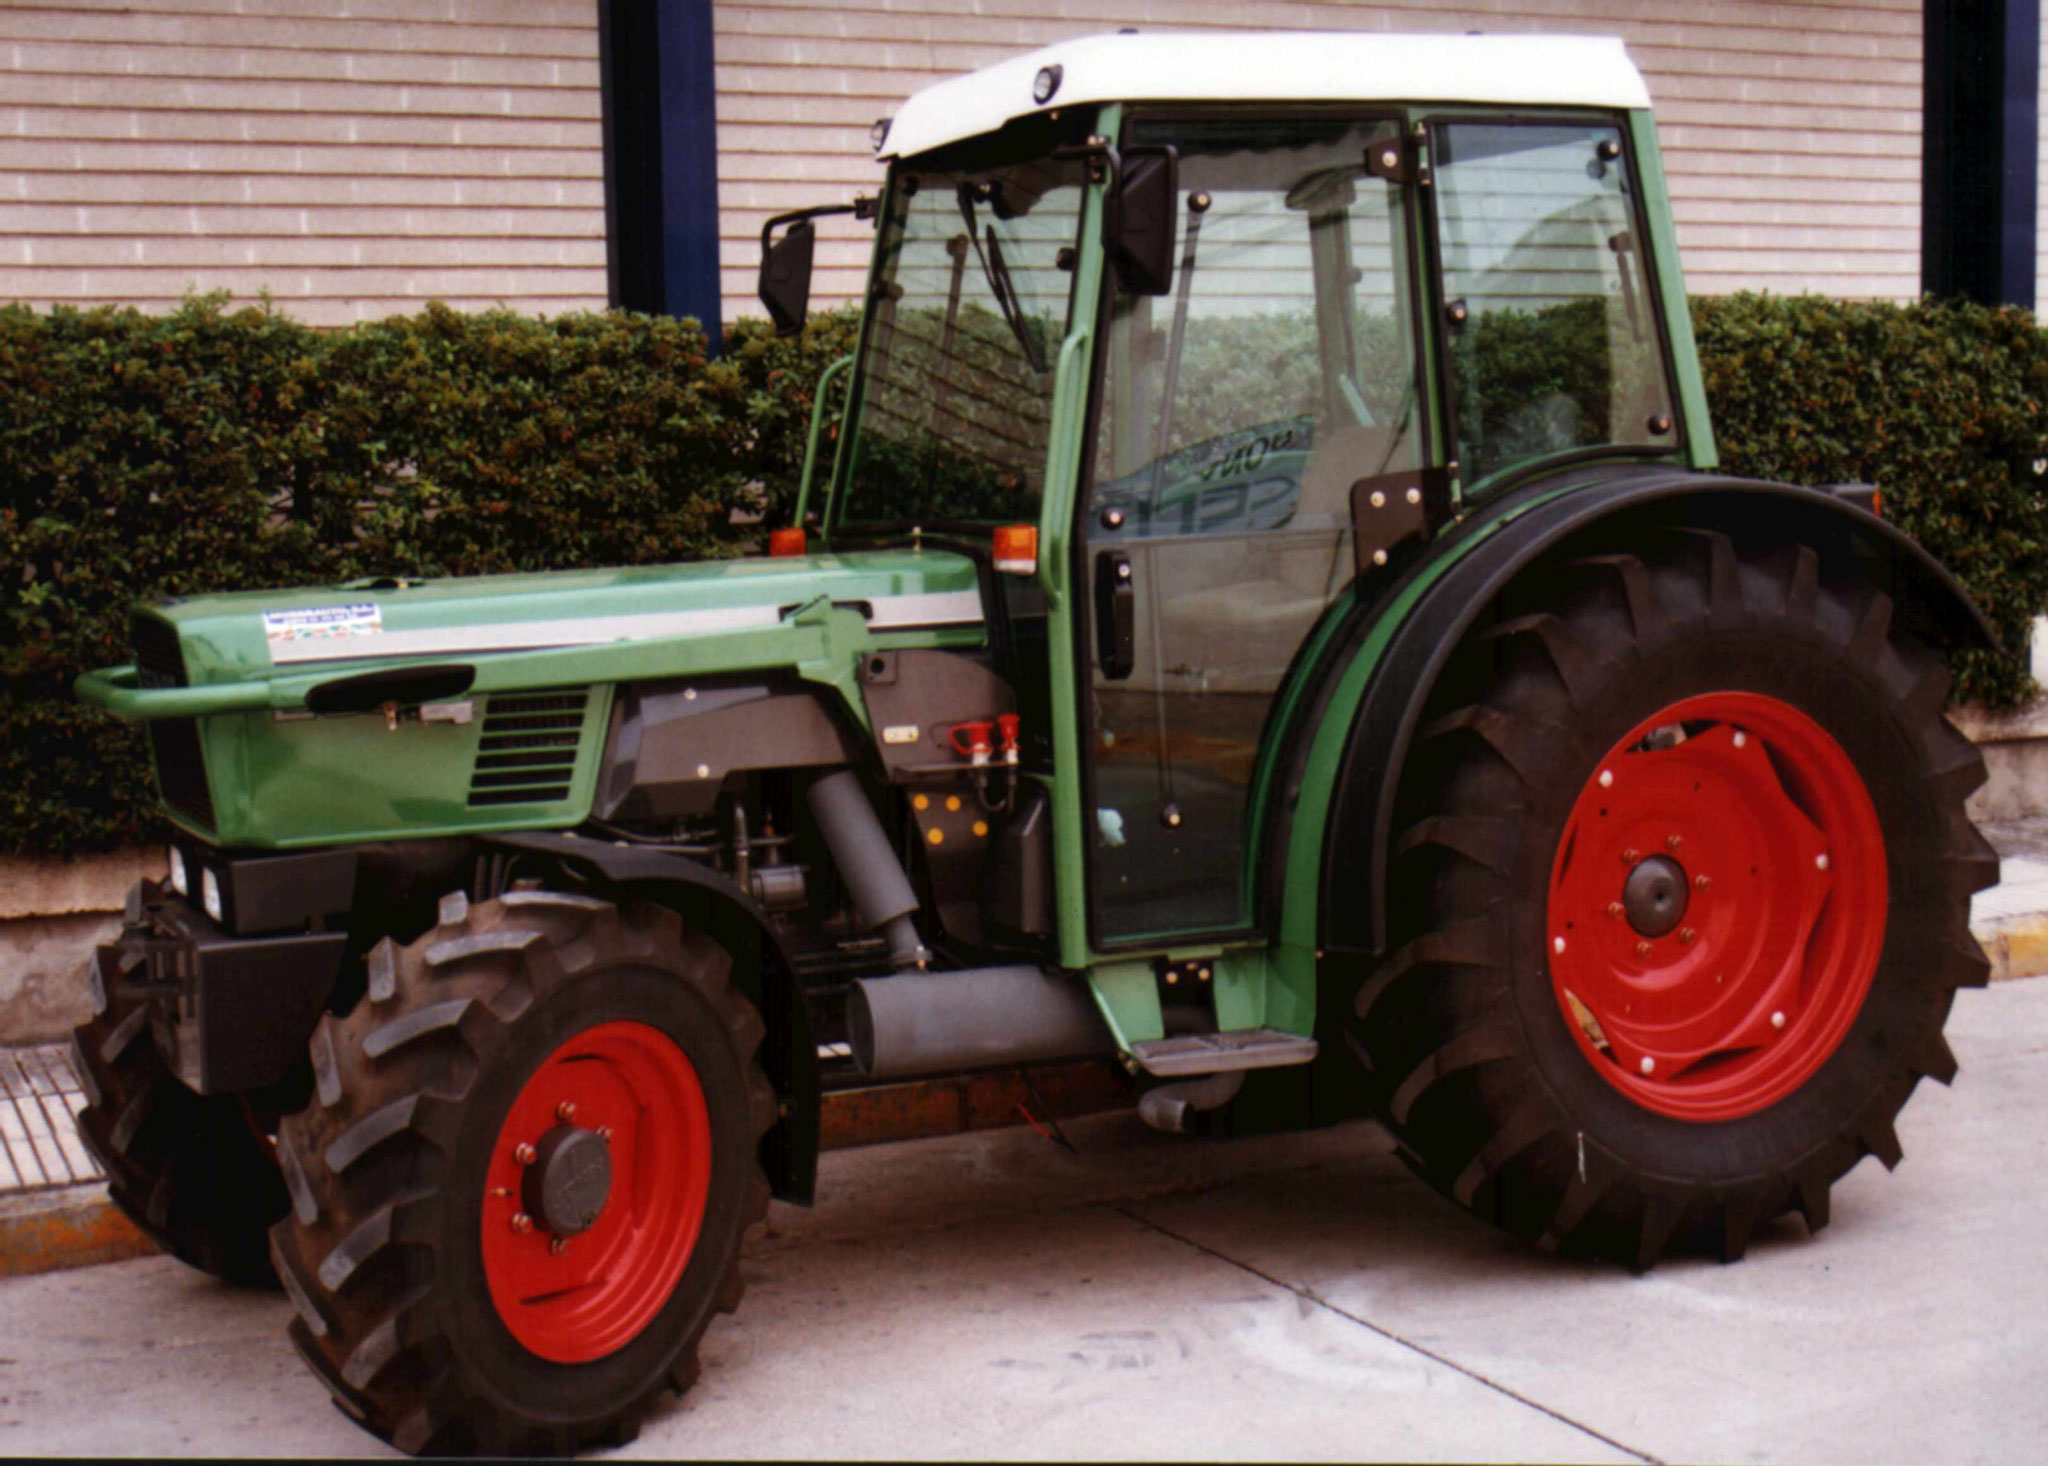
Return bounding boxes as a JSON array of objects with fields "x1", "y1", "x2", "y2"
[
  {"x1": 1771, "y1": 1010, "x2": 1787, "y2": 1029},
  {"x1": 1665, "y1": 834, "x2": 1682, "y2": 852},
  {"x1": 1635, "y1": 940, "x2": 1653, "y2": 958},
  {"x1": 510, "y1": 1212, "x2": 534, "y2": 1233},
  {"x1": 549, "y1": 1236, "x2": 569, "y2": 1256},
  {"x1": 1607, "y1": 901, "x2": 1624, "y2": 919},
  {"x1": 1733, "y1": 731, "x2": 1748, "y2": 749},
  {"x1": 1552, "y1": 935, "x2": 1566, "y2": 955},
  {"x1": 597, "y1": 1125, "x2": 613, "y2": 1142},
  {"x1": 1621, "y1": 848, "x2": 1640, "y2": 863},
  {"x1": 1694, "y1": 873, "x2": 1711, "y2": 891},
  {"x1": 1639, "y1": 1056, "x2": 1656, "y2": 1075},
  {"x1": 1815, "y1": 853, "x2": 1830, "y2": 871},
  {"x1": 513, "y1": 1142, "x2": 536, "y2": 1166},
  {"x1": 556, "y1": 1101, "x2": 577, "y2": 1122},
  {"x1": 1678, "y1": 927, "x2": 1697, "y2": 945},
  {"x1": 1598, "y1": 769, "x2": 1614, "y2": 788}
]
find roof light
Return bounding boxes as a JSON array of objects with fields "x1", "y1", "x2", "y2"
[
  {"x1": 769, "y1": 527, "x2": 807, "y2": 557},
  {"x1": 1032, "y1": 64, "x2": 1062, "y2": 104},
  {"x1": 992, "y1": 524, "x2": 1037, "y2": 576}
]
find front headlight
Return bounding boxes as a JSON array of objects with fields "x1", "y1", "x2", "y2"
[
  {"x1": 167, "y1": 845, "x2": 188, "y2": 897},
  {"x1": 201, "y1": 866, "x2": 223, "y2": 924}
]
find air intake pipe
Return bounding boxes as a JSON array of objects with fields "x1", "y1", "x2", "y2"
[
  {"x1": 849, "y1": 965, "x2": 1115, "y2": 1080},
  {"x1": 805, "y1": 769, "x2": 930, "y2": 967}
]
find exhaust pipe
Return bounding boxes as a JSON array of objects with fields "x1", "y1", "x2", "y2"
[
  {"x1": 806, "y1": 770, "x2": 930, "y2": 967},
  {"x1": 849, "y1": 965, "x2": 1115, "y2": 1080}
]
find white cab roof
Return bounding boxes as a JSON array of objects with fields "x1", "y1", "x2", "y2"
[{"x1": 881, "y1": 31, "x2": 1652, "y2": 160}]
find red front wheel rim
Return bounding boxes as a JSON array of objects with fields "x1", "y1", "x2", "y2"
[
  {"x1": 481, "y1": 1020, "x2": 712, "y2": 1363},
  {"x1": 1545, "y1": 691, "x2": 1887, "y2": 1122}
]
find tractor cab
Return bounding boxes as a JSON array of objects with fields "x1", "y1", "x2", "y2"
[{"x1": 763, "y1": 32, "x2": 1699, "y2": 962}]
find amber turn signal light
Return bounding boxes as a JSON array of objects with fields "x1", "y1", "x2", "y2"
[
  {"x1": 769, "y1": 527, "x2": 807, "y2": 557},
  {"x1": 992, "y1": 524, "x2": 1037, "y2": 575}
]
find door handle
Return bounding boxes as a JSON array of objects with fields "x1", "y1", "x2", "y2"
[{"x1": 1094, "y1": 550, "x2": 1135, "y2": 680}]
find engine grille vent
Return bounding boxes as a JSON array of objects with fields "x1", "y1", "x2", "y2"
[
  {"x1": 130, "y1": 613, "x2": 215, "y2": 832},
  {"x1": 467, "y1": 690, "x2": 589, "y2": 807}
]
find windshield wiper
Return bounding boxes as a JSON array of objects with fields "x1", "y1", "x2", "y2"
[{"x1": 958, "y1": 186, "x2": 1047, "y2": 372}]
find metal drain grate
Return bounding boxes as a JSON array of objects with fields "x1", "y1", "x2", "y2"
[{"x1": 0, "y1": 1045, "x2": 103, "y2": 1194}]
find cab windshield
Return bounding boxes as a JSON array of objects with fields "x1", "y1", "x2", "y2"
[{"x1": 836, "y1": 130, "x2": 1089, "y2": 528}]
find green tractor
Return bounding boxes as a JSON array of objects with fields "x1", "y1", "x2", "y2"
[{"x1": 71, "y1": 31, "x2": 1997, "y2": 1456}]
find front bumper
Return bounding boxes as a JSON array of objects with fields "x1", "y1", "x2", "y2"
[{"x1": 99, "y1": 880, "x2": 346, "y2": 1096}]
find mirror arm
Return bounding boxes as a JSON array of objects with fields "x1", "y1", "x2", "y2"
[{"x1": 758, "y1": 197, "x2": 876, "y2": 258}]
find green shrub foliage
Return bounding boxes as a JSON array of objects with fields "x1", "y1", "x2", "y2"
[
  {"x1": 1, "y1": 292, "x2": 2043, "y2": 854},
  {"x1": 1693, "y1": 293, "x2": 2048, "y2": 708}
]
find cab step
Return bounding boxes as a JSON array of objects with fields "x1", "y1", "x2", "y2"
[{"x1": 1127, "y1": 1029, "x2": 1319, "y2": 1077}]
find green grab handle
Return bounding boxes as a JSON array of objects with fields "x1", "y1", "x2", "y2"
[{"x1": 74, "y1": 665, "x2": 274, "y2": 721}]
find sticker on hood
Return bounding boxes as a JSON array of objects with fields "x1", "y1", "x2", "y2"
[{"x1": 263, "y1": 603, "x2": 384, "y2": 648}]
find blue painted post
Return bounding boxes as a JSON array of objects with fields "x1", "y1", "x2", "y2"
[
  {"x1": 1923, "y1": 0, "x2": 2039, "y2": 309},
  {"x1": 598, "y1": 0, "x2": 725, "y2": 349}
]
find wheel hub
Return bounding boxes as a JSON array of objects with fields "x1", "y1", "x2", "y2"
[
  {"x1": 522, "y1": 1125, "x2": 612, "y2": 1236},
  {"x1": 1622, "y1": 854, "x2": 1688, "y2": 936},
  {"x1": 1546, "y1": 692, "x2": 1887, "y2": 1121},
  {"x1": 481, "y1": 1020, "x2": 712, "y2": 1364}
]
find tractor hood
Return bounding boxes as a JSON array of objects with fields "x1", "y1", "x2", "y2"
[{"x1": 138, "y1": 550, "x2": 985, "y2": 686}]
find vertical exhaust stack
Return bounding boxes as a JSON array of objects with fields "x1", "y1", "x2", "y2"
[{"x1": 805, "y1": 770, "x2": 931, "y2": 967}]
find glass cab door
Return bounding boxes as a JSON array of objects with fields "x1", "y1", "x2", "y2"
[{"x1": 1082, "y1": 114, "x2": 1425, "y2": 944}]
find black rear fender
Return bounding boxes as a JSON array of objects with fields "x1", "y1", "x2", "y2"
[{"x1": 1302, "y1": 468, "x2": 1996, "y2": 960}]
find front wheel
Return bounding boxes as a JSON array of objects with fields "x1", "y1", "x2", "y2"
[
  {"x1": 269, "y1": 890, "x2": 775, "y2": 1455},
  {"x1": 1349, "y1": 532, "x2": 1999, "y2": 1266}
]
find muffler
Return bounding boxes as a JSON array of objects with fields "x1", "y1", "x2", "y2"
[{"x1": 849, "y1": 965, "x2": 1115, "y2": 1080}]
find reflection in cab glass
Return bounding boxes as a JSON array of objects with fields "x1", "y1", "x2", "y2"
[
  {"x1": 1432, "y1": 121, "x2": 1676, "y2": 487},
  {"x1": 1086, "y1": 115, "x2": 1422, "y2": 941}
]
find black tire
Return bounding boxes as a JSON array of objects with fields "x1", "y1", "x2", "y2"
[
  {"x1": 268, "y1": 888, "x2": 774, "y2": 1456},
  {"x1": 71, "y1": 920, "x2": 288, "y2": 1287},
  {"x1": 1347, "y1": 531, "x2": 1999, "y2": 1267}
]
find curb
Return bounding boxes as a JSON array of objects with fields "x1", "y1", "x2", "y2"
[
  {"x1": 6, "y1": 940, "x2": 2044, "y2": 1284},
  {"x1": 1973, "y1": 913, "x2": 2048, "y2": 985},
  {"x1": 0, "y1": 1185, "x2": 154, "y2": 1279}
]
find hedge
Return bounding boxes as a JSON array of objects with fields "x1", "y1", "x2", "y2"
[{"x1": 1, "y1": 291, "x2": 2043, "y2": 855}]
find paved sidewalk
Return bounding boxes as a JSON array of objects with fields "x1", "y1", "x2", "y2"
[{"x1": 0, "y1": 974, "x2": 2042, "y2": 1461}]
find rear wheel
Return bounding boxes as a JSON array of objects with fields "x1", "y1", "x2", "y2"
[
  {"x1": 1349, "y1": 532, "x2": 1998, "y2": 1266},
  {"x1": 269, "y1": 889, "x2": 774, "y2": 1455},
  {"x1": 71, "y1": 909, "x2": 288, "y2": 1287}
]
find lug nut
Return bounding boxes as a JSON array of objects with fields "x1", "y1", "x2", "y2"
[
  {"x1": 1639, "y1": 1056, "x2": 1656, "y2": 1075},
  {"x1": 1665, "y1": 834, "x2": 1682, "y2": 852},
  {"x1": 1733, "y1": 731, "x2": 1748, "y2": 749},
  {"x1": 1635, "y1": 940, "x2": 1653, "y2": 958},
  {"x1": 1679, "y1": 927, "x2": 1697, "y2": 945},
  {"x1": 1694, "y1": 873, "x2": 1711, "y2": 891},
  {"x1": 1621, "y1": 848, "x2": 1640, "y2": 863},
  {"x1": 1771, "y1": 1010, "x2": 1787, "y2": 1029},
  {"x1": 549, "y1": 1236, "x2": 569, "y2": 1256},
  {"x1": 597, "y1": 1126, "x2": 613, "y2": 1142},
  {"x1": 1607, "y1": 901, "x2": 1624, "y2": 919},
  {"x1": 510, "y1": 1212, "x2": 534, "y2": 1234},
  {"x1": 556, "y1": 1101, "x2": 577, "y2": 1123},
  {"x1": 1552, "y1": 936, "x2": 1566, "y2": 954},
  {"x1": 1815, "y1": 853, "x2": 1830, "y2": 871},
  {"x1": 513, "y1": 1142, "x2": 536, "y2": 1166},
  {"x1": 1598, "y1": 769, "x2": 1614, "y2": 788}
]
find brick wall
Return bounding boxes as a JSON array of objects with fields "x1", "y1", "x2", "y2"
[{"x1": 0, "y1": 0, "x2": 2033, "y2": 326}]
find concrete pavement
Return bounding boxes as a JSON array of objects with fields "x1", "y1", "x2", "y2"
[{"x1": 0, "y1": 975, "x2": 2041, "y2": 1462}]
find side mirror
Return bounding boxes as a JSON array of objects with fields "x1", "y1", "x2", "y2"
[
  {"x1": 1111, "y1": 146, "x2": 1178, "y2": 296},
  {"x1": 759, "y1": 218, "x2": 817, "y2": 337}
]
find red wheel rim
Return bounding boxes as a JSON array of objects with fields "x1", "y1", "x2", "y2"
[
  {"x1": 1545, "y1": 691, "x2": 1886, "y2": 1122},
  {"x1": 481, "y1": 1020, "x2": 711, "y2": 1363}
]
